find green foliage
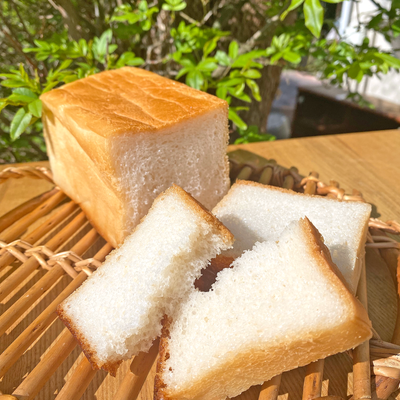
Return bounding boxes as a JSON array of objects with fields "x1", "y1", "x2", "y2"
[
  {"x1": 1, "y1": 29, "x2": 144, "y2": 145},
  {"x1": 1, "y1": 0, "x2": 400, "y2": 159},
  {"x1": 281, "y1": 0, "x2": 342, "y2": 38},
  {"x1": 234, "y1": 125, "x2": 276, "y2": 144},
  {"x1": 365, "y1": 0, "x2": 400, "y2": 41},
  {"x1": 111, "y1": 1, "x2": 159, "y2": 37}
]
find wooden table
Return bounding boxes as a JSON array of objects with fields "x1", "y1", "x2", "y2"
[{"x1": 0, "y1": 129, "x2": 399, "y2": 400}]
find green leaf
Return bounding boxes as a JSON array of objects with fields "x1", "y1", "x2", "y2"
[
  {"x1": 347, "y1": 64, "x2": 364, "y2": 82},
  {"x1": 281, "y1": 0, "x2": 305, "y2": 20},
  {"x1": 8, "y1": 88, "x2": 38, "y2": 103},
  {"x1": 246, "y1": 79, "x2": 261, "y2": 101},
  {"x1": 186, "y1": 70, "x2": 204, "y2": 90},
  {"x1": 1, "y1": 79, "x2": 27, "y2": 88},
  {"x1": 58, "y1": 59, "x2": 73, "y2": 71},
  {"x1": 126, "y1": 57, "x2": 144, "y2": 66},
  {"x1": 28, "y1": 99, "x2": 42, "y2": 118},
  {"x1": 367, "y1": 13, "x2": 383, "y2": 29},
  {"x1": 13, "y1": 88, "x2": 38, "y2": 98},
  {"x1": 283, "y1": 51, "x2": 302, "y2": 64},
  {"x1": 197, "y1": 59, "x2": 218, "y2": 72},
  {"x1": 180, "y1": 58, "x2": 195, "y2": 68},
  {"x1": 323, "y1": 0, "x2": 344, "y2": 3},
  {"x1": 220, "y1": 78, "x2": 244, "y2": 87},
  {"x1": 229, "y1": 88, "x2": 251, "y2": 102},
  {"x1": 374, "y1": 53, "x2": 400, "y2": 68},
  {"x1": 42, "y1": 81, "x2": 60, "y2": 93},
  {"x1": 233, "y1": 82, "x2": 245, "y2": 95},
  {"x1": 242, "y1": 69, "x2": 262, "y2": 79},
  {"x1": 203, "y1": 39, "x2": 217, "y2": 58},
  {"x1": 216, "y1": 86, "x2": 228, "y2": 99},
  {"x1": 175, "y1": 67, "x2": 190, "y2": 79},
  {"x1": 304, "y1": 0, "x2": 324, "y2": 38},
  {"x1": 229, "y1": 41, "x2": 239, "y2": 59},
  {"x1": 228, "y1": 108, "x2": 247, "y2": 130},
  {"x1": 215, "y1": 50, "x2": 231, "y2": 66},
  {"x1": 96, "y1": 29, "x2": 113, "y2": 56},
  {"x1": 0, "y1": 99, "x2": 7, "y2": 112},
  {"x1": 10, "y1": 109, "x2": 32, "y2": 141}
]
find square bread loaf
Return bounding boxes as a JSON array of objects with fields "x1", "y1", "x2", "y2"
[
  {"x1": 40, "y1": 67, "x2": 230, "y2": 247},
  {"x1": 155, "y1": 218, "x2": 372, "y2": 400},
  {"x1": 212, "y1": 181, "x2": 371, "y2": 293},
  {"x1": 57, "y1": 185, "x2": 233, "y2": 375}
]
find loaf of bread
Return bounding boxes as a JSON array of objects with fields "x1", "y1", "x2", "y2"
[
  {"x1": 57, "y1": 185, "x2": 234, "y2": 375},
  {"x1": 40, "y1": 67, "x2": 230, "y2": 247},
  {"x1": 155, "y1": 218, "x2": 372, "y2": 400},
  {"x1": 213, "y1": 181, "x2": 371, "y2": 293}
]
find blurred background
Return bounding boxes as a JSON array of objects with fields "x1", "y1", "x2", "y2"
[{"x1": 0, "y1": 0, "x2": 399, "y2": 163}]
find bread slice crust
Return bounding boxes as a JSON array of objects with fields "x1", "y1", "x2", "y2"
[
  {"x1": 154, "y1": 218, "x2": 371, "y2": 400},
  {"x1": 57, "y1": 306, "x2": 122, "y2": 376}
]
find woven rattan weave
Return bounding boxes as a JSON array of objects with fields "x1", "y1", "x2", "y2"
[{"x1": 0, "y1": 149, "x2": 399, "y2": 400}]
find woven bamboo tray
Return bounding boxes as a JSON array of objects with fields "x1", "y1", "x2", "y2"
[{"x1": 0, "y1": 150, "x2": 399, "y2": 400}]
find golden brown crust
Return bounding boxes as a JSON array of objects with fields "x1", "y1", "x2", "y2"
[
  {"x1": 56, "y1": 304, "x2": 121, "y2": 376},
  {"x1": 154, "y1": 315, "x2": 173, "y2": 400},
  {"x1": 40, "y1": 67, "x2": 228, "y2": 139},
  {"x1": 157, "y1": 315, "x2": 371, "y2": 400}
]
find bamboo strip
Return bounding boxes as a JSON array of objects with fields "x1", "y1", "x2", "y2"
[
  {"x1": 0, "y1": 166, "x2": 53, "y2": 184},
  {"x1": 258, "y1": 374, "x2": 282, "y2": 400},
  {"x1": 352, "y1": 258, "x2": 371, "y2": 400},
  {"x1": 282, "y1": 174, "x2": 294, "y2": 190},
  {"x1": 369, "y1": 229, "x2": 400, "y2": 400},
  {"x1": 0, "y1": 212, "x2": 87, "y2": 303},
  {"x1": 303, "y1": 361, "x2": 325, "y2": 400},
  {"x1": 0, "y1": 265, "x2": 65, "y2": 337},
  {"x1": 0, "y1": 229, "x2": 98, "y2": 336},
  {"x1": 12, "y1": 328, "x2": 77, "y2": 400},
  {"x1": 236, "y1": 166, "x2": 253, "y2": 181},
  {"x1": 0, "y1": 189, "x2": 65, "y2": 243},
  {"x1": 301, "y1": 172, "x2": 326, "y2": 400},
  {"x1": 0, "y1": 242, "x2": 112, "y2": 378},
  {"x1": 0, "y1": 188, "x2": 57, "y2": 233},
  {"x1": 371, "y1": 376, "x2": 399, "y2": 400},
  {"x1": 0, "y1": 201, "x2": 77, "y2": 271},
  {"x1": 0, "y1": 272, "x2": 86, "y2": 378},
  {"x1": 259, "y1": 167, "x2": 273, "y2": 185},
  {"x1": 113, "y1": 339, "x2": 159, "y2": 400},
  {"x1": 55, "y1": 356, "x2": 97, "y2": 400}
]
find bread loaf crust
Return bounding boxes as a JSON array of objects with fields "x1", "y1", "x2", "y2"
[
  {"x1": 40, "y1": 67, "x2": 228, "y2": 140},
  {"x1": 41, "y1": 68, "x2": 230, "y2": 248}
]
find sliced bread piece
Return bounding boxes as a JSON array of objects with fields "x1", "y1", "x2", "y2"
[
  {"x1": 213, "y1": 181, "x2": 371, "y2": 293},
  {"x1": 155, "y1": 218, "x2": 371, "y2": 400},
  {"x1": 57, "y1": 185, "x2": 233, "y2": 375}
]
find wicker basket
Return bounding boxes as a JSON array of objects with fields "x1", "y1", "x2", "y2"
[{"x1": 0, "y1": 150, "x2": 399, "y2": 400}]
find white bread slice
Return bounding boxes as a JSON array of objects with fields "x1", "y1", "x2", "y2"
[
  {"x1": 213, "y1": 181, "x2": 371, "y2": 293},
  {"x1": 155, "y1": 218, "x2": 372, "y2": 400},
  {"x1": 41, "y1": 67, "x2": 230, "y2": 248},
  {"x1": 57, "y1": 185, "x2": 233, "y2": 375}
]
